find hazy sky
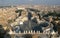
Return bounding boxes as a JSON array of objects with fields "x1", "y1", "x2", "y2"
[{"x1": 0, "y1": 0, "x2": 60, "y2": 6}]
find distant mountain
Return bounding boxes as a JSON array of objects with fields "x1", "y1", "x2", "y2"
[{"x1": 0, "y1": 0, "x2": 60, "y2": 6}]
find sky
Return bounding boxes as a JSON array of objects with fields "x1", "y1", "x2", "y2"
[{"x1": 0, "y1": 0, "x2": 60, "y2": 6}]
